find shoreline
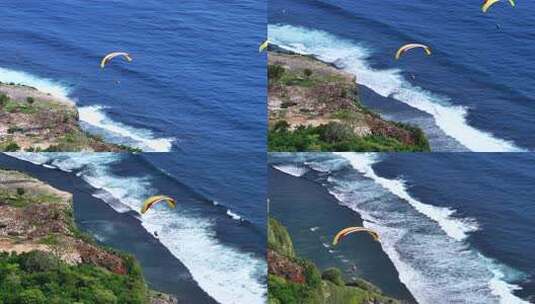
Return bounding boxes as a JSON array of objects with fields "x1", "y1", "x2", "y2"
[
  {"x1": 0, "y1": 68, "x2": 175, "y2": 152},
  {"x1": 270, "y1": 153, "x2": 533, "y2": 303},
  {"x1": 267, "y1": 24, "x2": 524, "y2": 152},
  {"x1": 267, "y1": 47, "x2": 430, "y2": 152},
  {"x1": 269, "y1": 165, "x2": 416, "y2": 302},
  {"x1": 0, "y1": 81, "x2": 138, "y2": 152},
  {"x1": 0, "y1": 153, "x2": 217, "y2": 303}
]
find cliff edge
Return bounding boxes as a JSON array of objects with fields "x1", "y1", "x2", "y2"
[
  {"x1": 0, "y1": 82, "x2": 138, "y2": 152},
  {"x1": 268, "y1": 218, "x2": 400, "y2": 304},
  {"x1": 0, "y1": 168, "x2": 176, "y2": 303},
  {"x1": 268, "y1": 52, "x2": 429, "y2": 152}
]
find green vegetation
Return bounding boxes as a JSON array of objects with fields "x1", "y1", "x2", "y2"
[
  {"x1": 268, "y1": 218, "x2": 400, "y2": 304},
  {"x1": 0, "y1": 188, "x2": 63, "y2": 208},
  {"x1": 0, "y1": 251, "x2": 148, "y2": 304},
  {"x1": 269, "y1": 121, "x2": 430, "y2": 152},
  {"x1": 2, "y1": 100, "x2": 38, "y2": 114},
  {"x1": 269, "y1": 64, "x2": 346, "y2": 88},
  {"x1": 0, "y1": 94, "x2": 9, "y2": 107},
  {"x1": 0, "y1": 142, "x2": 21, "y2": 152},
  {"x1": 0, "y1": 86, "x2": 137, "y2": 152},
  {"x1": 268, "y1": 217, "x2": 296, "y2": 258},
  {"x1": 268, "y1": 53, "x2": 431, "y2": 152}
]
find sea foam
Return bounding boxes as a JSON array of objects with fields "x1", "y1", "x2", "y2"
[
  {"x1": 5, "y1": 153, "x2": 267, "y2": 304},
  {"x1": 268, "y1": 24, "x2": 524, "y2": 152},
  {"x1": 0, "y1": 67, "x2": 174, "y2": 152}
]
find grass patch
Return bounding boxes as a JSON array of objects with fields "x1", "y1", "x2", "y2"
[
  {"x1": 0, "y1": 189, "x2": 63, "y2": 208},
  {"x1": 269, "y1": 64, "x2": 346, "y2": 88}
]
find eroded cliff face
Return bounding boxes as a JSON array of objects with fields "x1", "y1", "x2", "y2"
[
  {"x1": 0, "y1": 169, "x2": 127, "y2": 272},
  {"x1": 0, "y1": 82, "x2": 134, "y2": 152},
  {"x1": 0, "y1": 169, "x2": 178, "y2": 303},
  {"x1": 268, "y1": 218, "x2": 401, "y2": 304},
  {"x1": 268, "y1": 52, "x2": 430, "y2": 152}
]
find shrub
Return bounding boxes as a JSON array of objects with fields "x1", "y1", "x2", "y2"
[
  {"x1": 16, "y1": 188, "x2": 25, "y2": 196},
  {"x1": 321, "y1": 268, "x2": 345, "y2": 286},
  {"x1": 21, "y1": 251, "x2": 57, "y2": 273},
  {"x1": 318, "y1": 122, "x2": 354, "y2": 143},
  {"x1": 4, "y1": 142, "x2": 20, "y2": 152},
  {"x1": 17, "y1": 289, "x2": 46, "y2": 304},
  {"x1": 269, "y1": 64, "x2": 286, "y2": 81},
  {"x1": 303, "y1": 69, "x2": 313, "y2": 78},
  {"x1": 26, "y1": 97, "x2": 35, "y2": 104},
  {"x1": 0, "y1": 94, "x2": 9, "y2": 106},
  {"x1": 7, "y1": 127, "x2": 23, "y2": 134}
]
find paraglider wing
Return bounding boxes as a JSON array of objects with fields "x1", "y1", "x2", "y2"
[
  {"x1": 140, "y1": 195, "x2": 176, "y2": 214},
  {"x1": 259, "y1": 40, "x2": 270, "y2": 53},
  {"x1": 332, "y1": 227, "x2": 379, "y2": 246},
  {"x1": 482, "y1": 0, "x2": 514, "y2": 12},
  {"x1": 395, "y1": 44, "x2": 432, "y2": 60},
  {"x1": 100, "y1": 52, "x2": 133, "y2": 68}
]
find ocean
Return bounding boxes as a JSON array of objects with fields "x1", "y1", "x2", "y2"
[
  {"x1": 268, "y1": 0, "x2": 535, "y2": 152},
  {"x1": 269, "y1": 153, "x2": 535, "y2": 304},
  {"x1": 0, "y1": 0, "x2": 266, "y2": 152},
  {"x1": 0, "y1": 152, "x2": 267, "y2": 304}
]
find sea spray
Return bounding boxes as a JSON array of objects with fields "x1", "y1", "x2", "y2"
[{"x1": 78, "y1": 105, "x2": 174, "y2": 152}]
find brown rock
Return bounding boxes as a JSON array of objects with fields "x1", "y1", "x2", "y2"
[{"x1": 268, "y1": 249, "x2": 305, "y2": 284}]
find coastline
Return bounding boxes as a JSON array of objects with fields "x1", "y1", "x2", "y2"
[
  {"x1": 269, "y1": 165, "x2": 416, "y2": 302},
  {"x1": 0, "y1": 153, "x2": 217, "y2": 303},
  {"x1": 0, "y1": 81, "x2": 138, "y2": 152},
  {"x1": 267, "y1": 23, "x2": 524, "y2": 152},
  {"x1": 270, "y1": 153, "x2": 534, "y2": 303},
  {"x1": 267, "y1": 47, "x2": 430, "y2": 152}
]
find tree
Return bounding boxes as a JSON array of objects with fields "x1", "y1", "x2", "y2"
[{"x1": 17, "y1": 289, "x2": 46, "y2": 304}]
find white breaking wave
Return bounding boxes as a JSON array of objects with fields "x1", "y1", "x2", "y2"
[
  {"x1": 272, "y1": 164, "x2": 309, "y2": 177},
  {"x1": 335, "y1": 152, "x2": 477, "y2": 241},
  {"x1": 226, "y1": 209, "x2": 243, "y2": 221},
  {"x1": 6, "y1": 153, "x2": 266, "y2": 304},
  {"x1": 78, "y1": 105, "x2": 174, "y2": 152},
  {"x1": 0, "y1": 67, "x2": 71, "y2": 101},
  {"x1": 268, "y1": 24, "x2": 524, "y2": 152},
  {"x1": 314, "y1": 152, "x2": 528, "y2": 304},
  {"x1": 0, "y1": 67, "x2": 174, "y2": 152}
]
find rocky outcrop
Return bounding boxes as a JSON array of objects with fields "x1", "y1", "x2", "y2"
[
  {"x1": 76, "y1": 240, "x2": 127, "y2": 275},
  {"x1": 149, "y1": 291, "x2": 179, "y2": 304},
  {"x1": 0, "y1": 168, "x2": 179, "y2": 303},
  {"x1": 268, "y1": 52, "x2": 429, "y2": 152},
  {"x1": 0, "y1": 82, "x2": 135, "y2": 152},
  {"x1": 268, "y1": 249, "x2": 305, "y2": 284},
  {"x1": 268, "y1": 218, "x2": 401, "y2": 304}
]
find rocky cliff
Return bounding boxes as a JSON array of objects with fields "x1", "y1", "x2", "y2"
[
  {"x1": 0, "y1": 168, "x2": 176, "y2": 304},
  {"x1": 0, "y1": 82, "x2": 137, "y2": 152},
  {"x1": 268, "y1": 52, "x2": 429, "y2": 152},
  {"x1": 268, "y1": 218, "x2": 400, "y2": 304}
]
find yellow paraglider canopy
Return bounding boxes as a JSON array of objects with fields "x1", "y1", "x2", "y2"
[
  {"x1": 140, "y1": 195, "x2": 176, "y2": 214},
  {"x1": 332, "y1": 227, "x2": 379, "y2": 246},
  {"x1": 482, "y1": 0, "x2": 515, "y2": 13},
  {"x1": 395, "y1": 43, "x2": 432, "y2": 60},
  {"x1": 100, "y1": 52, "x2": 133, "y2": 69},
  {"x1": 259, "y1": 40, "x2": 270, "y2": 53}
]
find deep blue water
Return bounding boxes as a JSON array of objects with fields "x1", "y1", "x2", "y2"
[
  {"x1": 269, "y1": 153, "x2": 535, "y2": 304},
  {"x1": 0, "y1": 153, "x2": 266, "y2": 304},
  {"x1": 0, "y1": 0, "x2": 266, "y2": 152},
  {"x1": 269, "y1": 0, "x2": 535, "y2": 152}
]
